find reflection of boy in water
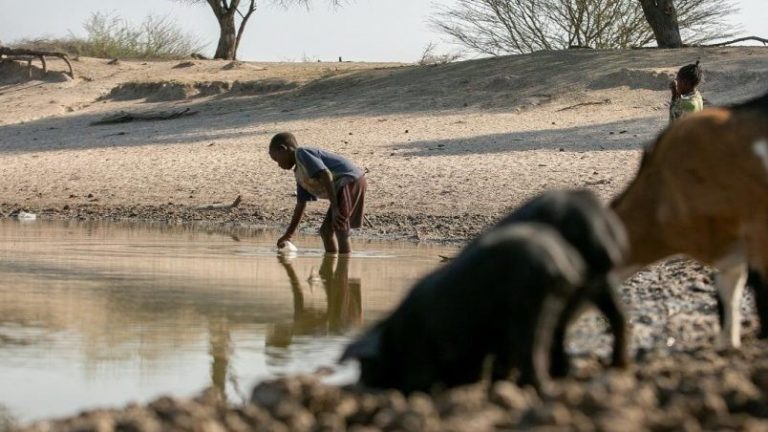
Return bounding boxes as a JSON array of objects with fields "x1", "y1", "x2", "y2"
[
  {"x1": 320, "y1": 254, "x2": 363, "y2": 332},
  {"x1": 266, "y1": 254, "x2": 362, "y2": 348},
  {"x1": 208, "y1": 317, "x2": 231, "y2": 401}
]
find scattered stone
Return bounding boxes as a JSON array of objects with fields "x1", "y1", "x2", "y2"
[
  {"x1": 173, "y1": 61, "x2": 197, "y2": 69},
  {"x1": 22, "y1": 339, "x2": 768, "y2": 432}
]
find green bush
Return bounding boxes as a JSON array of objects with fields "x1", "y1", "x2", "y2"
[{"x1": 13, "y1": 12, "x2": 207, "y2": 60}]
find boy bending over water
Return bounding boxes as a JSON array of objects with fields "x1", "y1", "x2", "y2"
[{"x1": 269, "y1": 132, "x2": 367, "y2": 254}]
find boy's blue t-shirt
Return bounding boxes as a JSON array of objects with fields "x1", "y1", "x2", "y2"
[{"x1": 294, "y1": 147, "x2": 363, "y2": 202}]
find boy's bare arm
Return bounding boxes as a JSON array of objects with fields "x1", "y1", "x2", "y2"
[{"x1": 278, "y1": 200, "x2": 307, "y2": 246}]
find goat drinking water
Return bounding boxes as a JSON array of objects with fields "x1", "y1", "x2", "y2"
[{"x1": 340, "y1": 223, "x2": 587, "y2": 394}]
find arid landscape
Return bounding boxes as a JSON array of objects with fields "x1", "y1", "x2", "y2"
[
  {"x1": 4, "y1": 47, "x2": 768, "y2": 430},
  {"x1": 1, "y1": 48, "x2": 766, "y2": 241}
]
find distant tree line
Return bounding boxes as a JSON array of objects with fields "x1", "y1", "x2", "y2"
[
  {"x1": 431, "y1": 0, "x2": 738, "y2": 55},
  {"x1": 12, "y1": 12, "x2": 205, "y2": 60},
  {"x1": 177, "y1": 0, "x2": 344, "y2": 60},
  {"x1": 8, "y1": 0, "x2": 745, "y2": 61}
]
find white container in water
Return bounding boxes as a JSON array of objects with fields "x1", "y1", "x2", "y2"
[
  {"x1": 278, "y1": 240, "x2": 298, "y2": 254},
  {"x1": 17, "y1": 211, "x2": 37, "y2": 221}
]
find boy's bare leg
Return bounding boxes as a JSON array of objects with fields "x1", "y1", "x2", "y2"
[
  {"x1": 319, "y1": 253, "x2": 337, "y2": 280},
  {"x1": 319, "y1": 219, "x2": 338, "y2": 253},
  {"x1": 336, "y1": 230, "x2": 351, "y2": 254}
]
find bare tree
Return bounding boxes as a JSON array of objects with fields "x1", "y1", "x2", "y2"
[
  {"x1": 418, "y1": 42, "x2": 464, "y2": 65},
  {"x1": 638, "y1": 0, "x2": 683, "y2": 47},
  {"x1": 433, "y1": 0, "x2": 738, "y2": 56},
  {"x1": 178, "y1": 0, "x2": 344, "y2": 60}
]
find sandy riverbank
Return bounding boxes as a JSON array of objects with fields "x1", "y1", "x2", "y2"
[
  {"x1": 1, "y1": 48, "x2": 767, "y2": 243},
  {"x1": 4, "y1": 47, "x2": 768, "y2": 430}
]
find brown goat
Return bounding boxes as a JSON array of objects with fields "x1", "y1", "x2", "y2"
[{"x1": 611, "y1": 92, "x2": 768, "y2": 349}]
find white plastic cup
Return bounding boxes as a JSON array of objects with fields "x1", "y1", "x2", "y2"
[{"x1": 278, "y1": 240, "x2": 298, "y2": 254}]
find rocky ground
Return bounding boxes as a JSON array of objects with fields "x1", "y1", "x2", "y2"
[
  {"x1": 18, "y1": 340, "x2": 768, "y2": 432},
  {"x1": 0, "y1": 203, "x2": 498, "y2": 244}
]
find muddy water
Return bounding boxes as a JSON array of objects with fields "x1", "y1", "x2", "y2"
[{"x1": 0, "y1": 219, "x2": 456, "y2": 423}]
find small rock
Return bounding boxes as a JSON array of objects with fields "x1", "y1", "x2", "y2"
[{"x1": 490, "y1": 381, "x2": 530, "y2": 411}]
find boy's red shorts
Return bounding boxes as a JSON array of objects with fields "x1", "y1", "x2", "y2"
[{"x1": 322, "y1": 175, "x2": 367, "y2": 234}]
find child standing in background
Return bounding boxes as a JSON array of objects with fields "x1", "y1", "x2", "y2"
[{"x1": 669, "y1": 60, "x2": 704, "y2": 122}]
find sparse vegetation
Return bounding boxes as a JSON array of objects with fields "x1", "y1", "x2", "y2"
[
  {"x1": 417, "y1": 42, "x2": 464, "y2": 66},
  {"x1": 12, "y1": 12, "x2": 206, "y2": 60},
  {"x1": 177, "y1": 0, "x2": 346, "y2": 60},
  {"x1": 432, "y1": 0, "x2": 738, "y2": 55}
]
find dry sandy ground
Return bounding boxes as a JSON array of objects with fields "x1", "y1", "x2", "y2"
[
  {"x1": 4, "y1": 48, "x2": 768, "y2": 430},
  {"x1": 1, "y1": 48, "x2": 767, "y2": 241}
]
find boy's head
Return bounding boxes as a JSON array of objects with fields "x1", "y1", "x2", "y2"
[
  {"x1": 269, "y1": 132, "x2": 298, "y2": 170},
  {"x1": 676, "y1": 60, "x2": 702, "y2": 94}
]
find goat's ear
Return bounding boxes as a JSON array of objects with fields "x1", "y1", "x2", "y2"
[{"x1": 339, "y1": 328, "x2": 381, "y2": 363}]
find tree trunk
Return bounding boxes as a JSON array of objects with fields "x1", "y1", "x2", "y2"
[
  {"x1": 234, "y1": 0, "x2": 257, "y2": 62},
  {"x1": 638, "y1": 0, "x2": 683, "y2": 48},
  {"x1": 214, "y1": 12, "x2": 237, "y2": 60}
]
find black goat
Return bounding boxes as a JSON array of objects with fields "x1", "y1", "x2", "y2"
[
  {"x1": 490, "y1": 189, "x2": 629, "y2": 376},
  {"x1": 341, "y1": 223, "x2": 586, "y2": 394}
]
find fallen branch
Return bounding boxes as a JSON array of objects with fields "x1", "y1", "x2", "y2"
[
  {"x1": 0, "y1": 47, "x2": 74, "y2": 78},
  {"x1": 91, "y1": 108, "x2": 199, "y2": 125},
  {"x1": 195, "y1": 196, "x2": 242, "y2": 211},
  {"x1": 363, "y1": 214, "x2": 374, "y2": 228},
  {"x1": 557, "y1": 99, "x2": 611, "y2": 112},
  {"x1": 701, "y1": 36, "x2": 768, "y2": 47}
]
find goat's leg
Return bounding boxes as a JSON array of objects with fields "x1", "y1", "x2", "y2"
[
  {"x1": 592, "y1": 278, "x2": 630, "y2": 368},
  {"x1": 548, "y1": 317, "x2": 570, "y2": 378},
  {"x1": 720, "y1": 266, "x2": 761, "y2": 329},
  {"x1": 745, "y1": 228, "x2": 768, "y2": 338},
  {"x1": 520, "y1": 294, "x2": 562, "y2": 392},
  {"x1": 516, "y1": 333, "x2": 550, "y2": 391},
  {"x1": 548, "y1": 292, "x2": 586, "y2": 378},
  {"x1": 715, "y1": 289, "x2": 725, "y2": 328},
  {"x1": 714, "y1": 258, "x2": 747, "y2": 349},
  {"x1": 491, "y1": 337, "x2": 515, "y2": 383},
  {"x1": 748, "y1": 269, "x2": 768, "y2": 338}
]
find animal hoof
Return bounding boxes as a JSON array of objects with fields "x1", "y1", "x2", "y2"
[
  {"x1": 537, "y1": 380, "x2": 556, "y2": 398},
  {"x1": 716, "y1": 335, "x2": 741, "y2": 352}
]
